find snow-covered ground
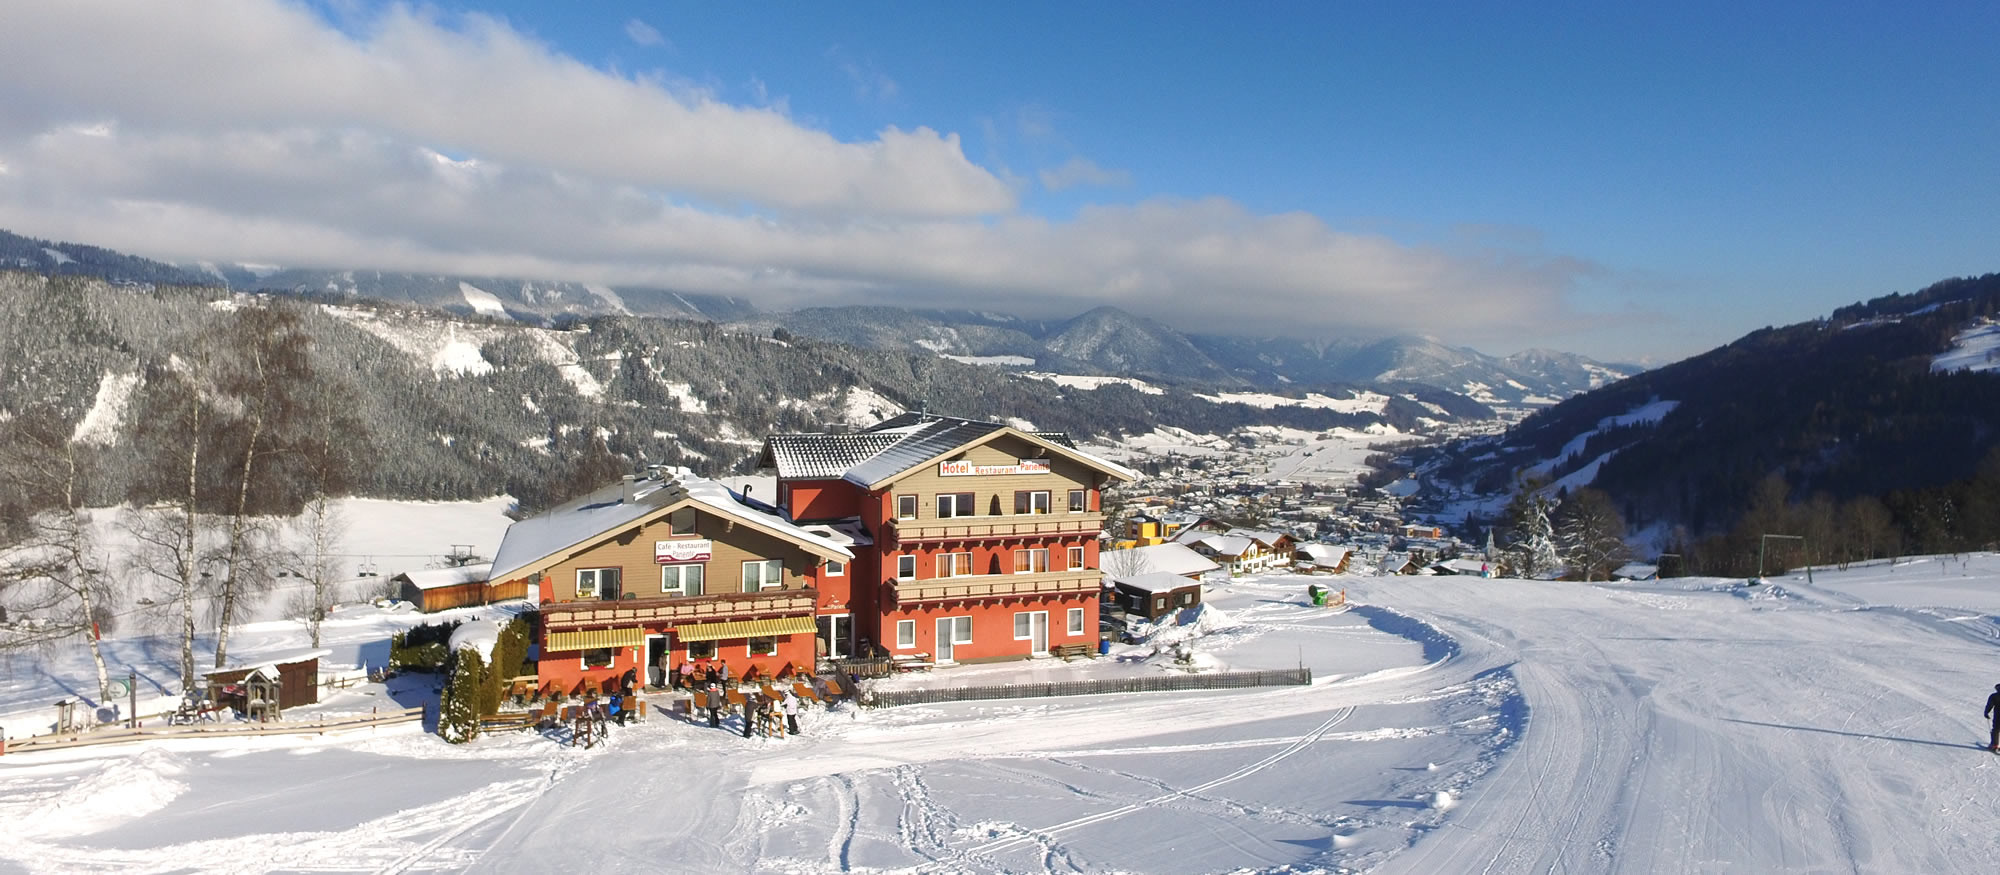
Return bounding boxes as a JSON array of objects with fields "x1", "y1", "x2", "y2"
[
  {"x1": 1933, "y1": 317, "x2": 2000, "y2": 374},
  {"x1": 10, "y1": 539, "x2": 2000, "y2": 872}
]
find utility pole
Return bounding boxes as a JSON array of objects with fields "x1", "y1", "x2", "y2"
[{"x1": 1757, "y1": 534, "x2": 1810, "y2": 584}]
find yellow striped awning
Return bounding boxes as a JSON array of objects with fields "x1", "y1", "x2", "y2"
[
  {"x1": 674, "y1": 616, "x2": 816, "y2": 643},
  {"x1": 545, "y1": 627, "x2": 646, "y2": 652}
]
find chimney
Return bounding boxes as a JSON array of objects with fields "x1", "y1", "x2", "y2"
[{"x1": 621, "y1": 474, "x2": 638, "y2": 503}]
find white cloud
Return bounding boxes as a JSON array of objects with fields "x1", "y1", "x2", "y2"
[
  {"x1": 0, "y1": 0, "x2": 1604, "y2": 349},
  {"x1": 1039, "y1": 156, "x2": 1131, "y2": 191},
  {"x1": 826, "y1": 46, "x2": 898, "y2": 102},
  {"x1": 624, "y1": 18, "x2": 666, "y2": 49}
]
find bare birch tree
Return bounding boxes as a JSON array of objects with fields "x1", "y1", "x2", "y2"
[{"x1": 0, "y1": 417, "x2": 116, "y2": 702}]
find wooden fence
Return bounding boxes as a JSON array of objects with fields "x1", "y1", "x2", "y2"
[
  {"x1": 865, "y1": 668, "x2": 1311, "y2": 708},
  {"x1": 0, "y1": 706, "x2": 427, "y2": 755}
]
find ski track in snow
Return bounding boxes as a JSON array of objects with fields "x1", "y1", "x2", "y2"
[{"x1": 12, "y1": 556, "x2": 2000, "y2": 871}]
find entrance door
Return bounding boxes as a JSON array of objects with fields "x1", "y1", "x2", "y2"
[
  {"x1": 645, "y1": 635, "x2": 667, "y2": 688},
  {"x1": 816, "y1": 614, "x2": 851, "y2": 660},
  {"x1": 1029, "y1": 611, "x2": 1049, "y2": 655},
  {"x1": 935, "y1": 617, "x2": 955, "y2": 663}
]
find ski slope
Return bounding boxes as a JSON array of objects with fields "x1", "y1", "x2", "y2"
[{"x1": 5, "y1": 554, "x2": 2000, "y2": 872}]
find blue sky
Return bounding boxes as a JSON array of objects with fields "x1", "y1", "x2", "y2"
[{"x1": 2, "y1": 1, "x2": 1994, "y2": 362}]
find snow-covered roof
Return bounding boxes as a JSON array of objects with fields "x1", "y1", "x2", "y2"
[
  {"x1": 393, "y1": 563, "x2": 493, "y2": 590},
  {"x1": 1436, "y1": 558, "x2": 1490, "y2": 575},
  {"x1": 1296, "y1": 544, "x2": 1351, "y2": 566},
  {"x1": 202, "y1": 648, "x2": 332, "y2": 677},
  {"x1": 759, "y1": 414, "x2": 1137, "y2": 488},
  {"x1": 1112, "y1": 571, "x2": 1204, "y2": 594},
  {"x1": 1196, "y1": 535, "x2": 1255, "y2": 558},
  {"x1": 798, "y1": 518, "x2": 874, "y2": 549},
  {"x1": 489, "y1": 469, "x2": 852, "y2": 582},
  {"x1": 1103, "y1": 542, "x2": 1220, "y2": 577},
  {"x1": 1232, "y1": 529, "x2": 1292, "y2": 548},
  {"x1": 1613, "y1": 563, "x2": 1660, "y2": 580}
]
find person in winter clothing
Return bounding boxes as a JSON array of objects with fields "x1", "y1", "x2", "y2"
[
  {"x1": 742, "y1": 692, "x2": 761, "y2": 738},
  {"x1": 1985, "y1": 684, "x2": 2000, "y2": 752},
  {"x1": 780, "y1": 690, "x2": 801, "y2": 735},
  {"x1": 718, "y1": 659, "x2": 732, "y2": 686},
  {"x1": 620, "y1": 668, "x2": 638, "y2": 697},
  {"x1": 705, "y1": 683, "x2": 724, "y2": 729}
]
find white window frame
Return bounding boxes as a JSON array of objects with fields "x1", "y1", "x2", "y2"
[
  {"x1": 1013, "y1": 548, "x2": 1049, "y2": 574},
  {"x1": 1013, "y1": 612, "x2": 1033, "y2": 640},
  {"x1": 825, "y1": 558, "x2": 846, "y2": 577},
  {"x1": 936, "y1": 492, "x2": 976, "y2": 518},
  {"x1": 1068, "y1": 545, "x2": 1086, "y2": 570},
  {"x1": 741, "y1": 558, "x2": 784, "y2": 591},
  {"x1": 576, "y1": 567, "x2": 618, "y2": 599},
  {"x1": 1068, "y1": 607, "x2": 1085, "y2": 636},
  {"x1": 895, "y1": 619, "x2": 916, "y2": 650},
  {"x1": 661, "y1": 562, "x2": 704, "y2": 596},
  {"x1": 580, "y1": 647, "x2": 616, "y2": 669},
  {"x1": 1015, "y1": 490, "x2": 1052, "y2": 515},
  {"x1": 939, "y1": 552, "x2": 974, "y2": 579},
  {"x1": 897, "y1": 494, "x2": 918, "y2": 520},
  {"x1": 1068, "y1": 489, "x2": 1087, "y2": 513},
  {"x1": 945, "y1": 615, "x2": 973, "y2": 645},
  {"x1": 896, "y1": 555, "x2": 916, "y2": 580},
  {"x1": 747, "y1": 636, "x2": 777, "y2": 657}
]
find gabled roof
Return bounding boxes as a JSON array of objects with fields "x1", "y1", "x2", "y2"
[
  {"x1": 393, "y1": 563, "x2": 493, "y2": 590},
  {"x1": 1102, "y1": 542, "x2": 1221, "y2": 577},
  {"x1": 759, "y1": 414, "x2": 1137, "y2": 489},
  {"x1": 489, "y1": 468, "x2": 852, "y2": 582},
  {"x1": 1195, "y1": 535, "x2": 1255, "y2": 558},
  {"x1": 1231, "y1": 529, "x2": 1294, "y2": 549}
]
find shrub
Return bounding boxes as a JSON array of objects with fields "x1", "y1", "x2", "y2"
[{"x1": 438, "y1": 648, "x2": 485, "y2": 744}]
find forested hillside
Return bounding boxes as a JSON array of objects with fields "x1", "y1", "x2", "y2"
[
  {"x1": 1427, "y1": 273, "x2": 2000, "y2": 573},
  {"x1": 0, "y1": 272, "x2": 1460, "y2": 523}
]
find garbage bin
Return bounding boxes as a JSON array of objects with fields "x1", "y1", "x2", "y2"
[
  {"x1": 1099, "y1": 637, "x2": 1111, "y2": 655},
  {"x1": 1308, "y1": 584, "x2": 1326, "y2": 606}
]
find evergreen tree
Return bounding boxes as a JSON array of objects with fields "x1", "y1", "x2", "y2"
[{"x1": 438, "y1": 648, "x2": 485, "y2": 744}]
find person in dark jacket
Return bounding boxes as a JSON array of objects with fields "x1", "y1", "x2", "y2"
[
  {"x1": 705, "y1": 683, "x2": 725, "y2": 729},
  {"x1": 1985, "y1": 684, "x2": 2000, "y2": 752},
  {"x1": 742, "y1": 692, "x2": 760, "y2": 738}
]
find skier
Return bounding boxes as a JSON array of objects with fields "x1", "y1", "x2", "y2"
[{"x1": 1986, "y1": 683, "x2": 2000, "y2": 752}]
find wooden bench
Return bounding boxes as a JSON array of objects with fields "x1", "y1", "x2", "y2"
[
  {"x1": 1051, "y1": 643, "x2": 1095, "y2": 660},
  {"x1": 479, "y1": 712, "x2": 535, "y2": 732}
]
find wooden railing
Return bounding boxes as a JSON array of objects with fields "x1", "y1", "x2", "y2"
[
  {"x1": 890, "y1": 512, "x2": 1105, "y2": 545},
  {"x1": 892, "y1": 570, "x2": 1101, "y2": 605},
  {"x1": 542, "y1": 590, "x2": 815, "y2": 631}
]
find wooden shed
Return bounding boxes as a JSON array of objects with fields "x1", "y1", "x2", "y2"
[
  {"x1": 394, "y1": 563, "x2": 496, "y2": 612},
  {"x1": 1111, "y1": 571, "x2": 1205, "y2": 620},
  {"x1": 203, "y1": 649, "x2": 329, "y2": 720}
]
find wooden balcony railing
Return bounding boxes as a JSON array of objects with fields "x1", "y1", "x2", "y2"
[
  {"x1": 891, "y1": 570, "x2": 1102, "y2": 605},
  {"x1": 541, "y1": 590, "x2": 815, "y2": 631},
  {"x1": 889, "y1": 512, "x2": 1105, "y2": 545}
]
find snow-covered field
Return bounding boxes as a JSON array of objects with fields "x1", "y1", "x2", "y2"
[{"x1": 9, "y1": 536, "x2": 2000, "y2": 871}]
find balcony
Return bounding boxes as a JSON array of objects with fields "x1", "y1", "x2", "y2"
[
  {"x1": 889, "y1": 511, "x2": 1105, "y2": 546},
  {"x1": 541, "y1": 589, "x2": 815, "y2": 631},
  {"x1": 891, "y1": 570, "x2": 1102, "y2": 606}
]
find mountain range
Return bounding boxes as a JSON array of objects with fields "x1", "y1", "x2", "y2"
[{"x1": 0, "y1": 228, "x2": 1637, "y2": 405}]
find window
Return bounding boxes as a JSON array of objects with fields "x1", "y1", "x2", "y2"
[
  {"x1": 936, "y1": 492, "x2": 976, "y2": 518},
  {"x1": 1013, "y1": 548, "x2": 1049, "y2": 574},
  {"x1": 741, "y1": 559, "x2": 784, "y2": 591},
  {"x1": 1068, "y1": 545, "x2": 1086, "y2": 570},
  {"x1": 1014, "y1": 490, "x2": 1051, "y2": 514},
  {"x1": 897, "y1": 494, "x2": 918, "y2": 520},
  {"x1": 661, "y1": 563, "x2": 705, "y2": 596},
  {"x1": 1178, "y1": 592, "x2": 1195, "y2": 606},
  {"x1": 582, "y1": 647, "x2": 615, "y2": 668},
  {"x1": 576, "y1": 567, "x2": 620, "y2": 599},
  {"x1": 747, "y1": 636, "x2": 777, "y2": 657},
  {"x1": 896, "y1": 555, "x2": 916, "y2": 579},
  {"x1": 1154, "y1": 596, "x2": 1167, "y2": 611},
  {"x1": 1068, "y1": 489, "x2": 1087, "y2": 513},
  {"x1": 686, "y1": 640, "x2": 716, "y2": 660},
  {"x1": 1068, "y1": 608, "x2": 1085, "y2": 636},
  {"x1": 825, "y1": 558, "x2": 845, "y2": 577},
  {"x1": 1014, "y1": 612, "x2": 1032, "y2": 640},
  {"x1": 896, "y1": 619, "x2": 916, "y2": 649},
  {"x1": 669, "y1": 508, "x2": 698, "y2": 535},
  {"x1": 937, "y1": 552, "x2": 974, "y2": 578},
  {"x1": 944, "y1": 616, "x2": 972, "y2": 644}
]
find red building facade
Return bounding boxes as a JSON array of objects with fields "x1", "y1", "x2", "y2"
[{"x1": 761, "y1": 415, "x2": 1137, "y2": 664}]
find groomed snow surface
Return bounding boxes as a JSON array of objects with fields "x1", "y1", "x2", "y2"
[{"x1": 11, "y1": 553, "x2": 2000, "y2": 872}]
